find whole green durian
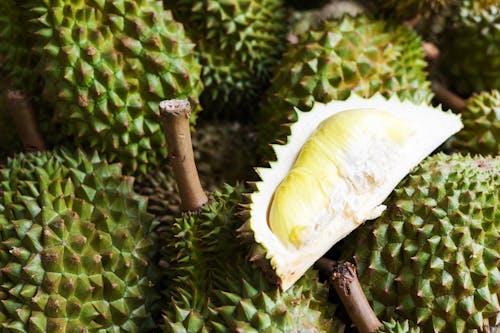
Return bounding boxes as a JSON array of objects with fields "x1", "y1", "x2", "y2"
[
  {"x1": 438, "y1": 0, "x2": 499, "y2": 96},
  {"x1": 29, "y1": 0, "x2": 203, "y2": 174},
  {"x1": 257, "y1": 14, "x2": 432, "y2": 160},
  {"x1": 165, "y1": 0, "x2": 288, "y2": 118},
  {"x1": 161, "y1": 185, "x2": 338, "y2": 332},
  {"x1": 342, "y1": 153, "x2": 500, "y2": 332},
  {"x1": 450, "y1": 90, "x2": 499, "y2": 155},
  {"x1": 0, "y1": 149, "x2": 156, "y2": 332}
]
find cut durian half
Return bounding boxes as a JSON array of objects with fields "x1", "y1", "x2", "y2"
[{"x1": 246, "y1": 94, "x2": 462, "y2": 290}]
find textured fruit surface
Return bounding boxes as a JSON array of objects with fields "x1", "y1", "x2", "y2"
[
  {"x1": 0, "y1": 149, "x2": 156, "y2": 332},
  {"x1": 450, "y1": 90, "x2": 499, "y2": 155},
  {"x1": 165, "y1": 0, "x2": 288, "y2": 117},
  {"x1": 248, "y1": 95, "x2": 462, "y2": 290},
  {"x1": 31, "y1": 0, "x2": 203, "y2": 174},
  {"x1": 161, "y1": 185, "x2": 337, "y2": 332},
  {"x1": 343, "y1": 153, "x2": 500, "y2": 332},
  {"x1": 257, "y1": 15, "x2": 432, "y2": 159},
  {"x1": 438, "y1": 0, "x2": 499, "y2": 96},
  {"x1": 376, "y1": 319, "x2": 421, "y2": 333}
]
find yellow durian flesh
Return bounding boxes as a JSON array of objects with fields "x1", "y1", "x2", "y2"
[{"x1": 268, "y1": 109, "x2": 413, "y2": 249}]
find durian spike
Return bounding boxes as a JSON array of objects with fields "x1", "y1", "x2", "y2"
[
  {"x1": 160, "y1": 99, "x2": 208, "y2": 211},
  {"x1": 317, "y1": 258, "x2": 382, "y2": 333},
  {"x1": 431, "y1": 82, "x2": 467, "y2": 112},
  {"x1": 5, "y1": 89, "x2": 45, "y2": 152}
]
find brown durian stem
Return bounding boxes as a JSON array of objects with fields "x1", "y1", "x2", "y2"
[
  {"x1": 6, "y1": 89, "x2": 46, "y2": 152},
  {"x1": 431, "y1": 82, "x2": 467, "y2": 112},
  {"x1": 318, "y1": 258, "x2": 382, "y2": 333},
  {"x1": 160, "y1": 99, "x2": 208, "y2": 212},
  {"x1": 422, "y1": 42, "x2": 440, "y2": 61},
  {"x1": 404, "y1": 14, "x2": 421, "y2": 28}
]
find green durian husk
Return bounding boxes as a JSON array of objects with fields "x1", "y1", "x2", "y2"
[
  {"x1": 161, "y1": 185, "x2": 339, "y2": 332},
  {"x1": 376, "y1": 319, "x2": 421, "y2": 333},
  {"x1": 449, "y1": 90, "x2": 499, "y2": 155},
  {"x1": 29, "y1": 0, "x2": 203, "y2": 174},
  {"x1": 437, "y1": 0, "x2": 499, "y2": 96},
  {"x1": 257, "y1": 14, "x2": 432, "y2": 161},
  {"x1": 165, "y1": 0, "x2": 288, "y2": 119},
  {"x1": 341, "y1": 153, "x2": 500, "y2": 332},
  {"x1": 0, "y1": 149, "x2": 157, "y2": 332}
]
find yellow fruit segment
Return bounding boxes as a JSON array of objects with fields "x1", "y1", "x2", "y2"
[{"x1": 268, "y1": 109, "x2": 413, "y2": 249}]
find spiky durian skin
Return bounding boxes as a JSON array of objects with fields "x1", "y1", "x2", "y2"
[
  {"x1": 30, "y1": 0, "x2": 203, "y2": 174},
  {"x1": 451, "y1": 90, "x2": 500, "y2": 155},
  {"x1": 257, "y1": 15, "x2": 432, "y2": 160},
  {"x1": 342, "y1": 154, "x2": 500, "y2": 332},
  {"x1": 376, "y1": 320, "x2": 421, "y2": 333},
  {"x1": 438, "y1": 0, "x2": 499, "y2": 96},
  {"x1": 165, "y1": 0, "x2": 288, "y2": 118},
  {"x1": 0, "y1": 149, "x2": 156, "y2": 332},
  {"x1": 161, "y1": 185, "x2": 337, "y2": 332}
]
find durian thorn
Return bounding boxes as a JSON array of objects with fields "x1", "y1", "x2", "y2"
[
  {"x1": 328, "y1": 260, "x2": 382, "y2": 333},
  {"x1": 5, "y1": 89, "x2": 46, "y2": 152},
  {"x1": 159, "y1": 99, "x2": 208, "y2": 212},
  {"x1": 431, "y1": 82, "x2": 466, "y2": 112}
]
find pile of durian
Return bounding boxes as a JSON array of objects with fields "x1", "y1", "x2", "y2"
[{"x1": 0, "y1": 0, "x2": 498, "y2": 332}]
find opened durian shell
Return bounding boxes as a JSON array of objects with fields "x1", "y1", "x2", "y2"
[{"x1": 241, "y1": 94, "x2": 462, "y2": 290}]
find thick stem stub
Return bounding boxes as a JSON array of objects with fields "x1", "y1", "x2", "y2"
[
  {"x1": 328, "y1": 260, "x2": 382, "y2": 333},
  {"x1": 6, "y1": 89, "x2": 45, "y2": 152},
  {"x1": 431, "y1": 82, "x2": 467, "y2": 112},
  {"x1": 160, "y1": 99, "x2": 208, "y2": 212}
]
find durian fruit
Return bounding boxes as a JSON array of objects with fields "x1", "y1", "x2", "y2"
[
  {"x1": 165, "y1": 0, "x2": 288, "y2": 117},
  {"x1": 377, "y1": 319, "x2": 421, "y2": 333},
  {"x1": 30, "y1": 0, "x2": 203, "y2": 174},
  {"x1": 257, "y1": 15, "x2": 432, "y2": 158},
  {"x1": 0, "y1": 149, "x2": 156, "y2": 331},
  {"x1": 162, "y1": 185, "x2": 338, "y2": 332},
  {"x1": 246, "y1": 94, "x2": 462, "y2": 290},
  {"x1": 342, "y1": 153, "x2": 500, "y2": 332},
  {"x1": 438, "y1": 0, "x2": 499, "y2": 96},
  {"x1": 450, "y1": 90, "x2": 499, "y2": 155},
  {"x1": 287, "y1": 1, "x2": 368, "y2": 41}
]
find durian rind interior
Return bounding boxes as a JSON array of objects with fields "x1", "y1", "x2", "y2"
[{"x1": 249, "y1": 94, "x2": 462, "y2": 290}]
